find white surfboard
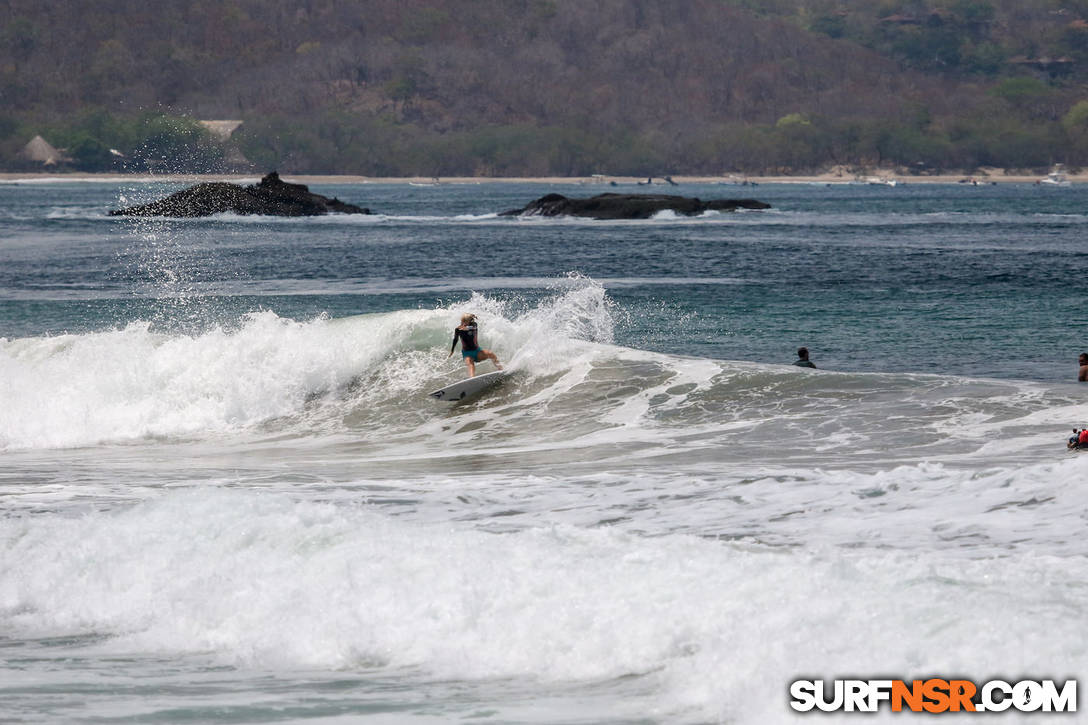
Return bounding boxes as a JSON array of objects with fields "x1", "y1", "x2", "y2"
[{"x1": 429, "y1": 370, "x2": 508, "y2": 402}]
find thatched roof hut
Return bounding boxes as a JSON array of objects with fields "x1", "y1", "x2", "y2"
[
  {"x1": 21, "y1": 135, "x2": 68, "y2": 165},
  {"x1": 198, "y1": 120, "x2": 243, "y2": 141}
]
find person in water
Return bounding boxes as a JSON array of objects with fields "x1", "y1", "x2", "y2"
[
  {"x1": 793, "y1": 347, "x2": 816, "y2": 368},
  {"x1": 1079, "y1": 352, "x2": 1088, "y2": 382},
  {"x1": 448, "y1": 313, "x2": 502, "y2": 377}
]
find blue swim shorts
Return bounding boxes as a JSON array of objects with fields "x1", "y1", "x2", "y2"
[{"x1": 462, "y1": 348, "x2": 480, "y2": 361}]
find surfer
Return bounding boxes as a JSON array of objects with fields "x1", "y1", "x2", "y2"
[
  {"x1": 793, "y1": 347, "x2": 816, "y2": 368},
  {"x1": 448, "y1": 313, "x2": 502, "y2": 377},
  {"x1": 1079, "y1": 352, "x2": 1088, "y2": 381}
]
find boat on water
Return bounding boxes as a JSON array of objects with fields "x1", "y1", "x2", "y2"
[
  {"x1": 1039, "y1": 165, "x2": 1071, "y2": 186},
  {"x1": 851, "y1": 174, "x2": 899, "y2": 187}
]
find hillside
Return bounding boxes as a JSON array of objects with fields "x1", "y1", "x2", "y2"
[{"x1": 2, "y1": 0, "x2": 1087, "y2": 175}]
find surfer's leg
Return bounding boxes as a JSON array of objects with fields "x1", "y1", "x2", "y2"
[
  {"x1": 464, "y1": 357, "x2": 476, "y2": 377},
  {"x1": 482, "y1": 349, "x2": 503, "y2": 370}
]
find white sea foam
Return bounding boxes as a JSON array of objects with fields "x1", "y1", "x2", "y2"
[
  {"x1": 7, "y1": 168, "x2": 1088, "y2": 724},
  {"x1": 0, "y1": 280, "x2": 620, "y2": 449},
  {"x1": 0, "y1": 311, "x2": 421, "y2": 449},
  {"x1": 4, "y1": 275, "x2": 1085, "y2": 473},
  {"x1": 0, "y1": 489, "x2": 1083, "y2": 723}
]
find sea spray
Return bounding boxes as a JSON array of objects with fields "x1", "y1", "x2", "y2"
[
  {"x1": 0, "y1": 280, "x2": 624, "y2": 450},
  {"x1": 0, "y1": 312, "x2": 391, "y2": 448}
]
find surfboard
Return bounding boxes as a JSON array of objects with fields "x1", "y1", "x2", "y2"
[{"x1": 429, "y1": 370, "x2": 508, "y2": 402}]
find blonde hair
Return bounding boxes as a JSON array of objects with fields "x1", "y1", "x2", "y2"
[{"x1": 460, "y1": 313, "x2": 476, "y2": 324}]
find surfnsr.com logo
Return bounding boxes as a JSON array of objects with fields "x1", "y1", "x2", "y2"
[{"x1": 790, "y1": 679, "x2": 1077, "y2": 714}]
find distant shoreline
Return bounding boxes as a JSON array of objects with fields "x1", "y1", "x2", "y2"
[{"x1": 0, "y1": 171, "x2": 1079, "y2": 185}]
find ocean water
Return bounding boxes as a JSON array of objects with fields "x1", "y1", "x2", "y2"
[{"x1": 1, "y1": 178, "x2": 1086, "y2": 723}]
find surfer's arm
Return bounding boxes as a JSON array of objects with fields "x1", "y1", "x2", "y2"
[{"x1": 448, "y1": 330, "x2": 458, "y2": 357}]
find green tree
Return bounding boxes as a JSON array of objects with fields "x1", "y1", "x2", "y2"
[
  {"x1": 1062, "y1": 100, "x2": 1088, "y2": 161},
  {"x1": 1062, "y1": 100, "x2": 1088, "y2": 134},
  {"x1": 133, "y1": 115, "x2": 223, "y2": 173},
  {"x1": 2, "y1": 18, "x2": 38, "y2": 71},
  {"x1": 809, "y1": 13, "x2": 846, "y2": 39},
  {"x1": 961, "y1": 41, "x2": 1006, "y2": 75},
  {"x1": 990, "y1": 77, "x2": 1061, "y2": 120},
  {"x1": 891, "y1": 25, "x2": 963, "y2": 71},
  {"x1": 68, "y1": 135, "x2": 114, "y2": 171},
  {"x1": 1056, "y1": 22, "x2": 1088, "y2": 64},
  {"x1": 948, "y1": 0, "x2": 995, "y2": 28},
  {"x1": 399, "y1": 7, "x2": 451, "y2": 45},
  {"x1": 0, "y1": 115, "x2": 17, "y2": 141}
]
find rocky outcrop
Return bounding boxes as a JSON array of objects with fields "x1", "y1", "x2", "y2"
[
  {"x1": 500, "y1": 193, "x2": 770, "y2": 219},
  {"x1": 109, "y1": 172, "x2": 370, "y2": 217}
]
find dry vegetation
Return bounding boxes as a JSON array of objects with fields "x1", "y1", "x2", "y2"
[{"x1": 2, "y1": 0, "x2": 1087, "y2": 174}]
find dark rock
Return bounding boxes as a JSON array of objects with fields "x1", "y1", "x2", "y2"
[
  {"x1": 109, "y1": 171, "x2": 370, "y2": 217},
  {"x1": 499, "y1": 192, "x2": 770, "y2": 219}
]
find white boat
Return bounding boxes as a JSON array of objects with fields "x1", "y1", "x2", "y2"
[
  {"x1": 1039, "y1": 165, "x2": 1070, "y2": 186},
  {"x1": 853, "y1": 174, "x2": 898, "y2": 187}
]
